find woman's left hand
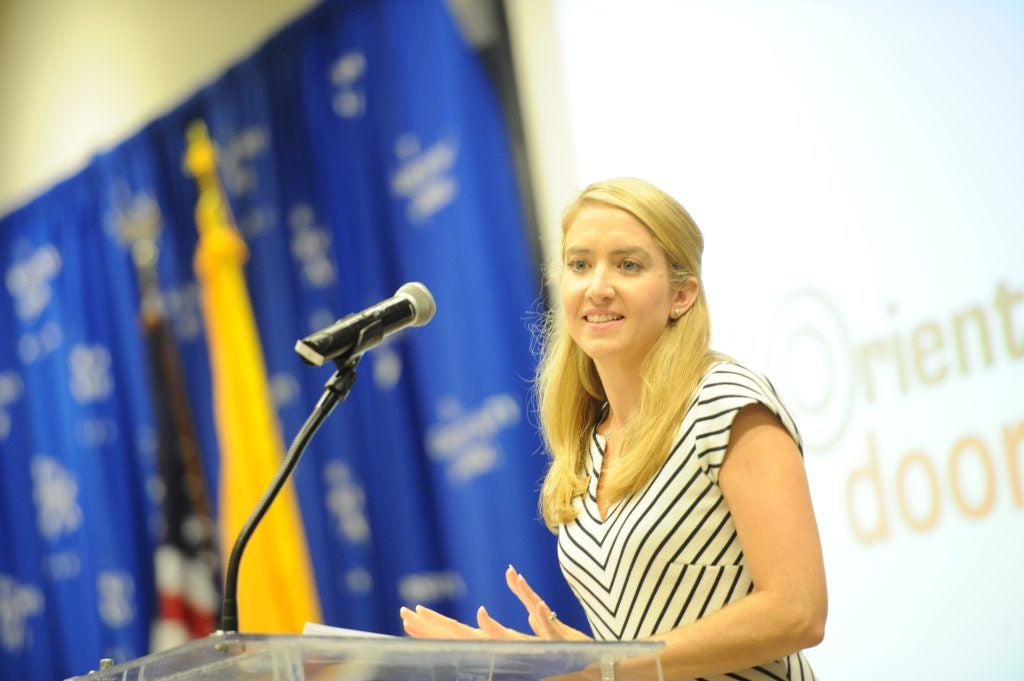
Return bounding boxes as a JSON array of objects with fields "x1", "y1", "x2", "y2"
[{"x1": 504, "y1": 565, "x2": 590, "y2": 641}]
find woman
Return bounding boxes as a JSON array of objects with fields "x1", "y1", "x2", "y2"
[{"x1": 400, "y1": 178, "x2": 827, "y2": 680}]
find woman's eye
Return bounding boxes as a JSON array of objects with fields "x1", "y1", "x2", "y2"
[
  {"x1": 621, "y1": 259, "x2": 642, "y2": 272},
  {"x1": 566, "y1": 258, "x2": 587, "y2": 272}
]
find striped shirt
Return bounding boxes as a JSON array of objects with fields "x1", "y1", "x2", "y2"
[{"x1": 557, "y1": 362, "x2": 816, "y2": 681}]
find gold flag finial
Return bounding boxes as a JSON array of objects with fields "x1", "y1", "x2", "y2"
[
  {"x1": 184, "y1": 120, "x2": 234, "y2": 236},
  {"x1": 184, "y1": 121, "x2": 217, "y2": 187}
]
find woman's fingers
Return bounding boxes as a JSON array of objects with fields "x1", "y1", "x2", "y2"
[
  {"x1": 398, "y1": 606, "x2": 431, "y2": 638},
  {"x1": 401, "y1": 568, "x2": 593, "y2": 643},
  {"x1": 526, "y1": 599, "x2": 562, "y2": 638},
  {"x1": 507, "y1": 566, "x2": 559, "y2": 636},
  {"x1": 476, "y1": 606, "x2": 534, "y2": 641},
  {"x1": 506, "y1": 565, "x2": 546, "y2": 613},
  {"x1": 399, "y1": 605, "x2": 486, "y2": 639},
  {"x1": 504, "y1": 569, "x2": 593, "y2": 642},
  {"x1": 528, "y1": 609, "x2": 593, "y2": 642},
  {"x1": 400, "y1": 603, "x2": 542, "y2": 642}
]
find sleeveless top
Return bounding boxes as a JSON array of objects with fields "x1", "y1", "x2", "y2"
[{"x1": 556, "y1": 362, "x2": 817, "y2": 680}]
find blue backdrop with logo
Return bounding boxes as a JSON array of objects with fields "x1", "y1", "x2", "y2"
[{"x1": 0, "y1": 2, "x2": 584, "y2": 679}]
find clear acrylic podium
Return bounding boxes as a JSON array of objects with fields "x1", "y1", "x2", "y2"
[{"x1": 66, "y1": 634, "x2": 665, "y2": 681}]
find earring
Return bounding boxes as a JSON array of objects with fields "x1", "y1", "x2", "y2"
[{"x1": 672, "y1": 307, "x2": 683, "y2": 318}]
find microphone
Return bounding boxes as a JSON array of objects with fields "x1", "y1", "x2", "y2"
[
  {"x1": 294, "y1": 282, "x2": 436, "y2": 366},
  {"x1": 221, "y1": 284, "x2": 434, "y2": 633}
]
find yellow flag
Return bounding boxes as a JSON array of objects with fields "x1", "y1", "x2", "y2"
[{"x1": 185, "y1": 121, "x2": 321, "y2": 633}]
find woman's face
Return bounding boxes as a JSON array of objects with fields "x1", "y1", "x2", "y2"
[{"x1": 560, "y1": 205, "x2": 685, "y2": 373}]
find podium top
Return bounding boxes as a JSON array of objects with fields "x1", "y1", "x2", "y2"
[{"x1": 66, "y1": 633, "x2": 665, "y2": 681}]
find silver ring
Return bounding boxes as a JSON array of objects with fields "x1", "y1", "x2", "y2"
[{"x1": 548, "y1": 610, "x2": 558, "y2": 621}]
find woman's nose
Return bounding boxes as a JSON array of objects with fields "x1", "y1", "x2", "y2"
[{"x1": 586, "y1": 265, "x2": 614, "y2": 301}]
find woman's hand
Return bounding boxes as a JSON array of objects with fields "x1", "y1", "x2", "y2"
[
  {"x1": 399, "y1": 566, "x2": 591, "y2": 642},
  {"x1": 504, "y1": 565, "x2": 590, "y2": 641},
  {"x1": 397, "y1": 604, "x2": 474, "y2": 639}
]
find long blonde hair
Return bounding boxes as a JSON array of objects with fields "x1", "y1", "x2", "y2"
[{"x1": 536, "y1": 178, "x2": 718, "y2": 529}]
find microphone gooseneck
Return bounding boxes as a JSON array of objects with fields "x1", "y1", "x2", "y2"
[{"x1": 218, "y1": 361, "x2": 358, "y2": 633}]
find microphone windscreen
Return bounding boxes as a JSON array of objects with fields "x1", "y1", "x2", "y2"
[{"x1": 398, "y1": 282, "x2": 436, "y2": 327}]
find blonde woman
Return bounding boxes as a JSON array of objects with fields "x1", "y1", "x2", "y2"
[{"x1": 401, "y1": 178, "x2": 827, "y2": 681}]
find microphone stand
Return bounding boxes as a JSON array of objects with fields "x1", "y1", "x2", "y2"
[{"x1": 218, "y1": 353, "x2": 362, "y2": 634}]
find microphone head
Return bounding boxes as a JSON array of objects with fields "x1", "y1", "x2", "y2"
[{"x1": 397, "y1": 282, "x2": 436, "y2": 327}]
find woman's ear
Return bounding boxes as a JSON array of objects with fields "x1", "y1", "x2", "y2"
[{"x1": 670, "y1": 277, "x2": 700, "y2": 319}]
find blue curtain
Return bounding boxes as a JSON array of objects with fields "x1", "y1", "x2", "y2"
[{"x1": 0, "y1": 2, "x2": 584, "y2": 679}]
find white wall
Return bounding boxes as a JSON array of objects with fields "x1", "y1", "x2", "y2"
[
  {"x1": 503, "y1": 0, "x2": 578, "y2": 282},
  {"x1": 0, "y1": 0, "x2": 318, "y2": 216}
]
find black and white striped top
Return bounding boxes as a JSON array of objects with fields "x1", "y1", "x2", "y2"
[{"x1": 557, "y1": 362, "x2": 816, "y2": 681}]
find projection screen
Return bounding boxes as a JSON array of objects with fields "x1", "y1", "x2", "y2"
[{"x1": 545, "y1": 1, "x2": 1024, "y2": 677}]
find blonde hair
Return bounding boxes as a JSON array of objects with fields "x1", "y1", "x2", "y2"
[{"x1": 536, "y1": 178, "x2": 718, "y2": 529}]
